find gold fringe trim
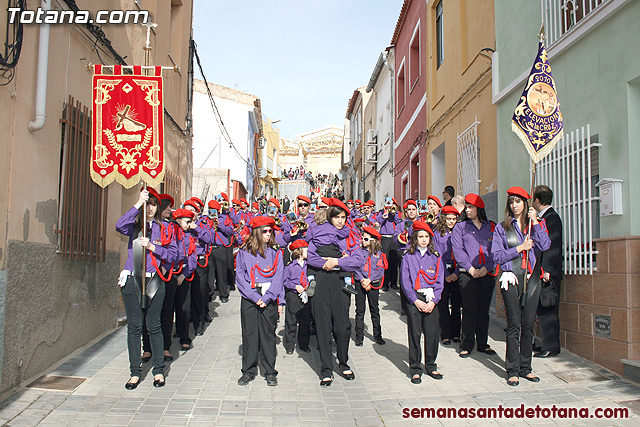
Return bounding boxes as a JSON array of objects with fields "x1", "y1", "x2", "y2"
[
  {"x1": 512, "y1": 121, "x2": 564, "y2": 165},
  {"x1": 90, "y1": 167, "x2": 166, "y2": 189}
]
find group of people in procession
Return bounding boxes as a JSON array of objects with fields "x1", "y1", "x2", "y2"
[{"x1": 116, "y1": 181, "x2": 563, "y2": 390}]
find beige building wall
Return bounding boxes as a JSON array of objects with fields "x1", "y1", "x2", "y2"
[
  {"x1": 0, "y1": 1, "x2": 193, "y2": 396},
  {"x1": 423, "y1": 0, "x2": 497, "y2": 217},
  {"x1": 363, "y1": 90, "x2": 377, "y2": 202}
]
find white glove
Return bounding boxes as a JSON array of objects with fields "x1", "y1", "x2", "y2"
[
  {"x1": 425, "y1": 288, "x2": 435, "y2": 303},
  {"x1": 300, "y1": 291, "x2": 309, "y2": 304},
  {"x1": 499, "y1": 271, "x2": 519, "y2": 290}
]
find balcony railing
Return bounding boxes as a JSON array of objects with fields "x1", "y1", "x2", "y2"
[{"x1": 542, "y1": 0, "x2": 608, "y2": 46}]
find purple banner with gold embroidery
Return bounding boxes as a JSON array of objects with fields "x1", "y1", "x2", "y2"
[{"x1": 512, "y1": 40, "x2": 563, "y2": 164}]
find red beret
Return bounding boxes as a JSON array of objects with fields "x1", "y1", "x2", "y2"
[
  {"x1": 392, "y1": 198, "x2": 398, "y2": 206},
  {"x1": 326, "y1": 197, "x2": 350, "y2": 216},
  {"x1": 159, "y1": 193, "x2": 174, "y2": 208},
  {"x1": 268, "y1": 198, "x2": 281, "y2": 209},
  {"x1": 366, "y1": 200, "x2": 375, "y2": 206},
  {"x1": 249, "y1": 216, "x2": 276, "y2": 229},
  {"x1": 465, "y1": 193, "x2": 485, "y2": 209},
  {"x1": 412, "y1": 221, "x2": 434, "y2": 236},
  {"x1": 173, "y1": 208, "x2": 195, "y2": 220},
  {"x1": 507, "y1": 186, "x2": 530, "y2": 200},
  {"x1": 220, "y1": 192, "x2": 229, "y2": 202},
  {"x1": 353, "y1": 218, "x2": 366, "y2": 223},
  {"x1": 183, "y1": 199, "x2": 201, "y2": 213},
  {"x1": 355, "y1": 199, "x2": 362, "y2": 204},
  {"x1": 252, "y1": 202, "x2": 259, "y2": 209},
  {"x1": 232, "y1": 198, "x2": 242, "y2": 205},
  {"x1": 362, "y1": 226, "x2": 381, "y2": 240},
  {"x1": 403, "y1": 199, "x2": 417, "y2": 210},
  {"x1": 320, "y1": 197, "x2": 332, "y2": 206},
  {"x1": 297, "y1": 195, "x2": 311, "y2": 204},
  {"x1": 441, "y1": 206, "x2": 459, "y2": 216},
  {"x1": 240, "y1": 198, "x2": 248, "y2": 205},
  {"x1": 190, "y1": 197, "x2": 204, "y2": 208},
  {"x1": 289, "y1": 239, "x2": 309, "y2": 250},
  {"x1": 208, "y1": 200, "x2": 221, "y2": 210},
  {"x1": 428, "y1": 195, "x2": 442, "y2": 208},
  {"x1": 347, "y1": 200, "x2": 353, "y2": 204},
  {"x1": 145, "y1": 186, "x2": 160, "y2": 202}
]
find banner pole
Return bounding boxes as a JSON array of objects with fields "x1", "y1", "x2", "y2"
[
  {"x1": 520, "y1": 161, "x2": 537, "y2": 307},
  {"x1": 140, "y1": 24, "x2": 153, "y2": 309}
]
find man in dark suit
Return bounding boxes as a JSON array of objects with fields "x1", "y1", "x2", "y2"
[
  {"x1": 532, "y1": 185, "x2": 563, "y2": 357},
  {"x1": 282, "y1": 195, "x2": 291, "y2": 214}
]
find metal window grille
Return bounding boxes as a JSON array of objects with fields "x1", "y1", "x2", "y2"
[
  {"x1": 162, "y1": 169, "x2": 182, "y2": 205},
  {"x1": 534, "y1": 124, "x2": 601, "y2": 275},
  {"x1": 541, "y1": 0, "x2": 608, "y2": 47},
  {"x1": 58, "y1": 96, "x2": 108, "y2": 261},
  {"x1": 457, "y1": 118, "x2": 480, "y2": 196}
]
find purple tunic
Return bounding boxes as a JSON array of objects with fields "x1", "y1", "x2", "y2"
[
  {"x1": 306, "y1": 222, "x2": 363, "y2": 271},
  {"x1": 353, "y1": 248, "x2": 386, "y2": 283},
  {"x1": 401, "y1": 249, "x2": 444, "y2": 305},
  {"x1": 115, "y1": 207, "x2": 177, "y2": 273},
  {"x1": 379, "y1": 211, "x2": 401, "y2": 235},
  {"x1": 283, "y1": 260, "x2": 307, "y2": 292},
  {"x1": 433, "y1": 230, "x2": 459, "y2": 275},
  {"x1": 235, "y1": 247, "x2": 285, "y2": 305},
  {"x1": 393, "y1": 219, "x2": 416, "y2": 252},
  {"x1": 491, "y1": 219, "x2": 551, "y2": 272},
  {"x1": 174, "y1": 231, "x2": 198, "y2": 279},
  {"x1": 211, "y1": 214, "x2": 234, "y2": 246},
  {"x1": 451, "y1": 220, "x2": 496, "y2": 272}
]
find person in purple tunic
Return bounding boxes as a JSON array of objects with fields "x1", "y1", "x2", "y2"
[
  {"x1": 307, "y1": 198, "x2": 364, "y2": 386},
  {"x1": 492, "y1": 186, "x2": 551, "y2": 386},
  {"x1": 379, "y1": 198, "x2": 401, "y2": 292},
  {"x1": 206, "y1": 199, "x2": 234, "y2": 304},
  {"x1": 353, "y1": 226, "x2": 387, "y2": 346},
  {"x1": 451, "y1": 193, "x2": 498, "y2": 359},
  {"x1": 283, "y1": 239, "x2": 312, "y2": 354},
  {"x1": 401, "y1": 221, "x2": 444, "y2": 384},
  {"x1": 433, "y1": 205, "x2": 462, "y2": 345},
  {"x1": 116, "y1": 188, "x2": 177, "y2": 389},
  {"x1": 236, "y1": 216, "x2": 285, "y2": 387},
  {"x1": 394, "y1": 199, "x2": 419, "y2": 315}
]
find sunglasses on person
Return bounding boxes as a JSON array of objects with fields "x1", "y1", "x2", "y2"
[
  {"x1": 262, "y1": 228, "x2": 273, "y2": 234},
  {"x1": 362, "y1": 237, "x2": 374, "y2": 242},
  {"x1": 298, "y1": 203, "x2": 309, "y2": 207}
]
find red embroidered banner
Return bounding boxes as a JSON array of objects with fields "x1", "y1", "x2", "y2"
[{"x1": 91, "y1": 65, "x2": 165, "y2": 188}]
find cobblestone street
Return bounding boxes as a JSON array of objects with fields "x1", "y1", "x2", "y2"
[{"x1": 1, "y1": 289, "x2": 639, "y2": 426}]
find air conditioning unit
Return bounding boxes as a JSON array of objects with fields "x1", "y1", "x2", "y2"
[
  {"x1": 258, "y1": 168, "x2": 267, "y2": 178},
  {"x1": 365, "y1": 146, "x2": 377, "y2": 163},
  {"x1": 258, "y1": 137, "x2": 267, "y2": 149},
  {"x1": 366, "y1": 129, "x2": 377, "y2": 145}
]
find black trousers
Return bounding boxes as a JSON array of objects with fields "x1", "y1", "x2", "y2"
[
  {"x1": 398, "y1": 254, "x2": 409, "y2": 313},
  {"x1": 174, "y1": 276, "x2": 192, "y2": 345},
  {"x1": 226, "y1": 245, "x2": 236, "y2": 291},
  {"x1": 438, "y1": 278, "x2": 462, "y2": 340},
  {"x1": 537, "y1": 278, "x2": 561, "y2": 353},
  {"x1": 211, "y1": 246, "x2": 229, "y2": 299},
  {"x1": 381, "y1": 236, "x2": 398, "y2": 287},
  {"x1": 283, "y1": 291, "x2": 312, "y2": 351},
  {"x1": 502, "y1": 278, "x2": 541, "y2": 377},
  {"x1": 310, "y1": 268, "x2": 351, "y2": 379},
  {"x1": 191, "y1": 264, "x2": 208, "y2": 331},
  {"x1": 121, "y1": 276, "x2": 165, "y2": 376},
  {"x1": 406, "y1": 297, "x2": 440, "y2": 376},
  {"x1": 207, "y1": 248, "x2": 217, "y2": 301},
  {"x1": 459, "y1": 273, "x2": 494, "y2": 352},
  {"x1": 240, "y1": 297, "x2": 278, "y2": 377},
  {"x1": 354, "y1": 282, "x2": 381, "y2": 341},
  {"x1": 143, "y1": 276, "x2": 178, "y2": 352}
]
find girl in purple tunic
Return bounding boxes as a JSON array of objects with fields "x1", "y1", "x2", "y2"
[
  {"x1": 115, "y1": 188, "x2": 177, "y2": 389},
  {"x1": 235, "y1": 216, "x2": 284, "y2": 387}
]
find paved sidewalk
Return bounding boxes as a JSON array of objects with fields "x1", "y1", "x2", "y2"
[{"x1": 1, "y1": 288, "x2": 639, "y2": 426}]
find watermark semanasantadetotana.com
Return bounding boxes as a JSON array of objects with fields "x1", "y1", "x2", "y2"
[
  {"x1": 402, "y1": 404, "x2": 630, "y2": 420},
  {"x1": 8, "y1": 7, "x2": 150, "y2": 25}
]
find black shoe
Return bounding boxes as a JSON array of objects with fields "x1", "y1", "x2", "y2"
[
  {"x1": 237, "y1": 373, "x2": 255, "y2": 386},
  {"x1": 181, "y1": 344, "x2": 191, "y2": 352},
  {"x1": 266, "y1": 375, "x2": 278, "y2": 386},
  {"x1": 320, "y1": 376, "x2": 333, "y2": 386},
  {"x1": 442, "y1": 339, "x2": 451, "y2": 345},
  {"x1": 229, "y1": 287, "x2": 236, "y2": 292},
  {"x1": 452, "y1": 337, "x2": 460, "y2": 343},
  {"x1": 153, "y1": 376, "x2": 165, "y2": 387},
  {"x1": 428, "y1": 371, "x2": 443, "y2": 380},
  {"x1": 299, "y1": 347, "x2": 311, "y2": 353},
  {"x1": 163, "y1": 352, "x2": 174, "y2": 361},
  {"x1": 533, "y1": 350, "x2": 560, "y2": 358},
  {"x1": 141, "y1": 353, "x2": 151, "y2": 363},
  {"x1": 524, "y1": 374, "x2": 540, "y2": 382},
  {"x1": 204, "y1": 314, "x2": 212, "y2": 323},
  {"x1": 221, "y1": 297, "x2": 229, "y2": 303},
  {"x1": 375, "y1": 337, "x2": 386, "y2": 345},
  {"x1": 507, "y1": 378, "x2": 520, "y2": 386},
  {"x1": 196, "y1": 327, "x2": 204, "y2": 336},
  {"x1": 382, "y1": 285, "x2": 389, "y2": 292},
  {"x1": 286, "y1": 348, "x2": 294, "y2": 354},
  {"x1": 400, "y1": 310, "x2": 407, "y2": 316},
  {"x1": 125, "y1": 378, "x2": 140, "y2": 390},
  {"x1": 532, "y1": 344, "x2": 542, "y2": 352},
  {"x1": 478, "y1": 348, "x2": 497, "y2": 355},
  {"x1": 355, "y1": 340, "x2": 363, "y2": 347},
  {"x1": 390, "y1": 283, "x2": 398, "y2": 289},
  {"x1": 411, "y1": 376, "x2": 422, "y2": 384},
  {"x1": 459, "y1": 351, "x2": 471, "y2": 358},
  {"x1": 341, "y1": 370, "x2": 355, "y2": 380}
]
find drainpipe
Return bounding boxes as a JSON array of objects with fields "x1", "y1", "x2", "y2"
[
  {"x1": 29, "y1": 0, "x2": 51, "y2": 132},
  {"x1": 383, "y1": 50, "x2": 395, "y2": 185}
]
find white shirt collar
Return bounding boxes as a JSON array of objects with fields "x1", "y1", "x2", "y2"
[{"x1": 538, "y1": 205, "x2": 552, "y2": 217}]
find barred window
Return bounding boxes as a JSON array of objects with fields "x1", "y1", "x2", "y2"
[
  {"x1": 457, "y1": 118, "x2": 480, "y2": 196},
  {"x1": 162, "y1": 169, "x2": 182, "y2": 206},
  {"x1": 58, "y1": 96, "x2": 108, "y2": 261}
]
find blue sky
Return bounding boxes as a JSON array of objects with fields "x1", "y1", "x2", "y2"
[{"x1": 193, "y1": 0, "x2": 403, "y2": 139}]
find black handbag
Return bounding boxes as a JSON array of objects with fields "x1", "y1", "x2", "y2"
[{"x1": 539, "y1": 279, "x2": 559, "y2": 307}]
